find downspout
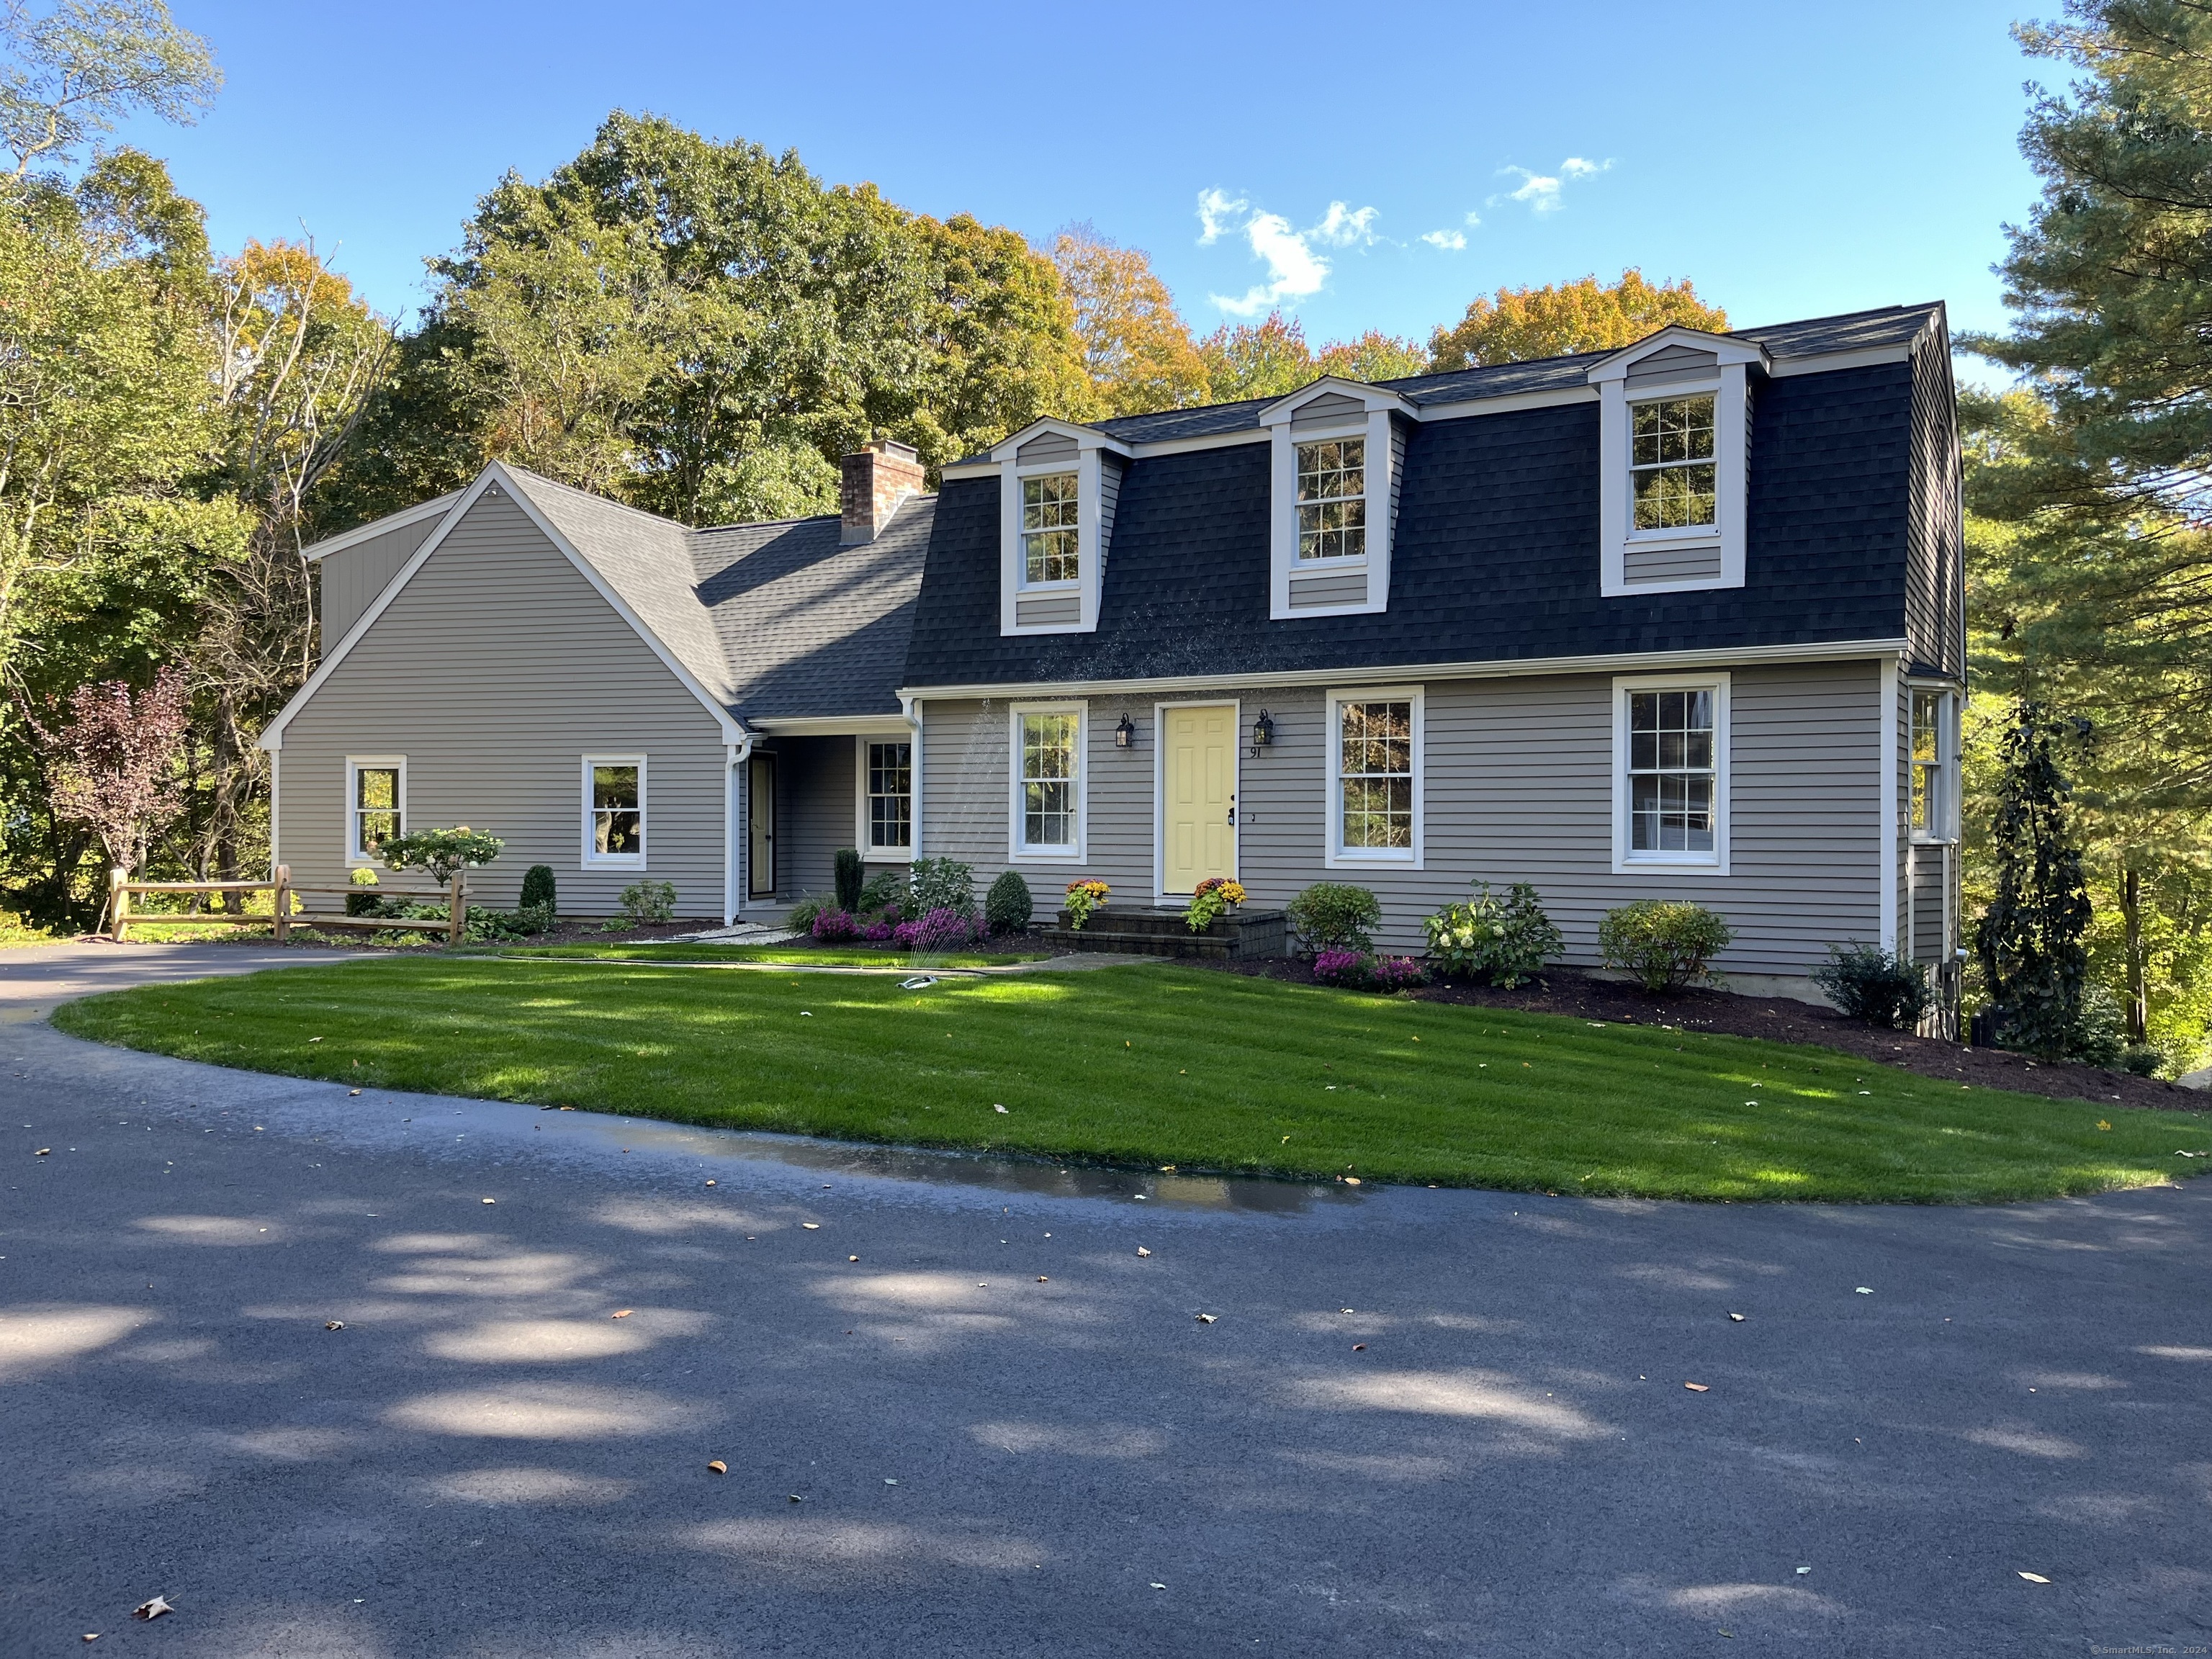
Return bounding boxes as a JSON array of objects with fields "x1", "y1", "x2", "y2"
[
  {"x1": 900, "y1": 693, "x2": 924, "y2": 861},
  {"x1": 1878, "y1": 655, "x2": 1899, "y2": 956},
  {"x1": 724, "y1": 732, "x2": 755, "y2": 926}
]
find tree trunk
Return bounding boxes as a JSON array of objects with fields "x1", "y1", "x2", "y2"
[{"x1": 2122, "y1": 865, "x2": 2148, "y2": 1046}]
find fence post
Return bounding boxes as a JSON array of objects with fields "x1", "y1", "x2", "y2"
[
  {"x1": 272, "y1": 866, "x2": 291, "y2": 945},
  {"x1": 448, "y1": 873, "x2": 466, "y2": 945},
  {"x1": 109, "y1": 868, "x2": 130, "y2": 943}
]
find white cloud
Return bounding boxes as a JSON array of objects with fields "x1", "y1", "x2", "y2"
[
  {"x1": 1421, "y1": 229, "x2": 1467, "y2": 251},
  {"x1": 1194, "y1": 190, "x2": 1381, "y2": 316},
  {"x1": 1493, "y1": 156, "x2": 1614, "y2": 215}
]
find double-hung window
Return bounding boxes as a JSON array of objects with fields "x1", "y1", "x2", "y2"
[
  {"x1": 1614, "y1": 675, "x2": 1729, "y2": 871},
  {"x1": 347, "y1": 757, "x2": 404, "y2": 863},
  {"x1": 1630, "y1": 395, "x2": 1717, "y2": 532},
  {"x1": 865, "y1": 739, "x2": 912, "y2": 854},
  {"x1": 1296, "y1": 439, "x2": 1366, "y2": 560},
  {"x1": 583, "y1": 755, "x2": 645, "y2": 867},
  {"x1": 1909, "y1": 690, "x2": 1948, "y2": 839},
  {"x1": 1020, "y1": 472, "x2": 1079, "y2": 585},
  {"x1": 1011, "y1": 706, "x2": 1083, "y2": 860},
  {"x1": 1327, "y1": 691, "x2": 1421, "y2": 865}
]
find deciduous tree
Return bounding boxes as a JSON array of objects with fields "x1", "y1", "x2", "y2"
[{"x1": 1428, "y1": 271, "x2": 1725, "y2": 370}]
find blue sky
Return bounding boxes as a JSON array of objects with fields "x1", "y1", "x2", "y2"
[{"x1": 132, "y1": 1, "x2": 2047, "y2": 367}]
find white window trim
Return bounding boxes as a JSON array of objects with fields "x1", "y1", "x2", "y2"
[
  {"x1": 344, "y1": 755, "x2": 406, "y2": 865},
  {"x1": 1611, "y1": 673, "x2": 1731, "y2": 876},
  {"x1": 1589, "y1": 331, "x2": 1766, "y2": 598},
  {"x1": 1151, "y1": 698, "x2": 1240, "y2": 901},
  {"x1": 1324, "y1": 686, "x2": 1424, "y2": 869},
  {"x1": 1906, "y1": 683, "x2": 1961, "y2": 847},
  {"x1": 854, "y1": 734, "x2": 914, "y2": 863},
  {"x1": 992, "y1": 423, "x2": 1129, "y2": 638},
  {"x1": 1008, "y1": 701, "x2": 1087, "y2": 864},
  {"x1": 1260, "y1": 382, "x2": 1409, "y2": 621},
  {"x1": 581, "y1": 752, "x2": 647, "y2": 870}
]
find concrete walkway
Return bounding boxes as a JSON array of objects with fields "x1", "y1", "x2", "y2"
[{"x1": 3, "y1": 945, "x2": 2209, "y2": 1654}]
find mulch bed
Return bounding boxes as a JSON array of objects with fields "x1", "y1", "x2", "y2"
[{"x1": 1217, "y1": 957, "x2": 2206, "y2": 1115}]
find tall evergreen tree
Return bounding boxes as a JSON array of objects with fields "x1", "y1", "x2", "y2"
[{"x1": 1976, "y1": 703, "x2": 2096, "y2": 1057}]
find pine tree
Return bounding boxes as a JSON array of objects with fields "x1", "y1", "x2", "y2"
[{"x1": 1975, "y1": 703, "x2": 2095, "y2": 1057}]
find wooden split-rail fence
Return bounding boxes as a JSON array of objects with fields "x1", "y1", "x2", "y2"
[{"x1": 107, "y1": 866, "x2": 468, "y2": 945}]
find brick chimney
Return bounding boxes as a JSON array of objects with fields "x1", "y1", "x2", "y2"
[{"x1": 840, "y1": 438, "x2": 925, "y2": 545}]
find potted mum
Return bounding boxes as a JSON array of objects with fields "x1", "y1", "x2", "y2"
[
  {"x1": 1183, "y1": 876, "x2": 1246, "y2": 933},
  {"x1": 1063, "y1": 878, "x2": 1110, "y2": 931}
]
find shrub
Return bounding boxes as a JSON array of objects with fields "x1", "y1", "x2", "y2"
[
  {"x1": 786, "y1": 895, "x2": 827, "y2": 932},
  {"x1": 909, "y1": 857, "x2": 976, "y2": 917},
  {"x1": 985, "y1": 868, "x2": 1033, "y2": 934},
  {"x1": 894, "y1": 906, "x2": 980, "y2": 956},
  {"x1": 811, "y1": 907, "x2": 857, "y2": 942},
  {"x1": 2072, "y1": 984, "x2": 2126, "y2": 1069},
  {"x1": 858, "y1": 868, "x2": 903, "y2": 913},
  {"x1": 1598, "y1": 900, "x2": 1733, "y2": 992},
  {"x1": 618, "y1": 880, "x2": 678, "y2": 927},
  {"x1": 464, "y1": 903, "x2": 557, "y2": 943},
  {"x1": 2119, "y1": 1043, "x2": 2164, "y2": 1078},
  {"x1": 860, "y1": 920, "x2": 894, "y2": 942},
  {"x1": 833, "y1": 847, "x2": 865, "y2": 912},
  {"x1": 381, "y1": 825, "x2": 504, "y2": 888},
  {"x1": 345, "y1": 867, "x2": 381, "y2": 917},
  {"x1": 1811, "y1": 943, "x2": 1930, "y2": 1029},
  {"x1": 1287, "y1": 883, "x2": 1382, "y2": 953},
  {"x1": 519, "y1": 864, "x2": 558, "y2": 913},
  {"x1": 1313, "y1": 948, "x2": 1428, "y2": 992},
  {"x1": 1424, "y1": 881, "x2": 1560, "y2": 987}
]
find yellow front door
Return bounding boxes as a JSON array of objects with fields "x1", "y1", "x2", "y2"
[{"x1": 1163, "y1": 704, "x2": 1236, "y2": 894}]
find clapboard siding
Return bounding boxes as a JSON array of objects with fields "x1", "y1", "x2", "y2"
[
  {"x1": 1290, "y1": 392, "x2": 1365, "y2": 431},
  {"x1": 1016, "y1": 593, "x2": 1081, "y2": 626},
  {"x1": 918, "y1": 660, "x2": 1882, "y2": 977},
  {"x1": 1908, "y1": 843, "x2": 1948, "y2": 963},
  {"x1": 763, "y1": 734, "x2": 855, "y2": 902},
  {"x1": 1627, "y1": 345, "x2": 1719, "y2": 387},
  {"x1": 1290, "y1": 571, "x2": 1367, "y2": 608},
  {"x1": 1624, "y1": 544, "x2": 1724, "y2": 584},
  {"x1": 1099, "y1": 454, "x2": 1124, "y2": 567},
  {"x1": 1016, "y1": 433, "x2": 1079, "y2": 467},
  {"x1": 316, "y1": 514, "x2": 444, "y2": 647},
  {"x1": 279, "y1": 486, "x2": 729, "y2": 916}
]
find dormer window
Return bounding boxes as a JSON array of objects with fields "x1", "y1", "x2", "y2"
[
  {"x1": 1296, "y1": 439, "x2": 1366, "y2": 560},
  {"x1": 1021, "y1": 472, "x2": 1080, "y2": 583},
  {"x1": 1591, "y1": 329, "x2": 1767, "y2": 598},
  {"x1": 1261, "y1": 380, "x2": 1409, "y2": 619},
  {"x1": 1630, "y1": 395, "x2": 1716, "y2": 531}
]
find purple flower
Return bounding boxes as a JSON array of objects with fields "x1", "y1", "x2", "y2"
[
  {"x1": 811, "y1": 907, "x2": 857, "y2": 942},
  {"x1": 860, "y1": 921, "x2": 894, "y2": 942},
  {"x1": 902, "y1": 907, "x2": 978, "y2": 954}
]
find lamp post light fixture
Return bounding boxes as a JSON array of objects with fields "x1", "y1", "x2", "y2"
[
  {"x1": 1249, "y1": 710, "x2": 1274, "y2": 758},
  {"x1": 1114, "y1": 713, "x2": 1137, "y2": 750}
]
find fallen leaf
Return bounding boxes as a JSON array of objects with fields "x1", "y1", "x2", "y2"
[
  {"x1": 611, "y1": 1309, "x2": 632, "y2": 1319},
  {"x1": 308, "y1": 1036, "x2": 323, "y2": 1043},
  {"x1": 81, "y1": 1636, "x2": 97, "y2": 1644},
  {"x1": 132, "y1": 1598, "x2": 172, "y2": 1622},
  {"x1": 1159, "y1": 1165, "x2": 1176, "y2": 1172},
  {"x1": 1195, "y1": 1313, "x2": 1217, "y2": 1324},
  {"x1": 2018, "y1": 1571, "x2": 2050, "y2": 1584},
  {"x1": 1149, "y1": 1582, "x2": 1166, "y2": 1590},
  {"x1": 1037, "y1": 1275, "x2": 1048, "y2": 1282},
  {"x1": 1343, "y1": 1177, "x2": 1361, "y2": 1187},
  {"x1": 349, "y1": 1089, "x2": 361, "y2": 1097},
  {"x1": 2097, "y1": 1120, "x2": 2111, "y2": 1131},
  {"x1": 849, "y1": 1255, "x2": 860, "y2": 1262},
  {"x1": 481, "y1": 1198, "x2": 495, "y2": 1205},
  {"x1": 994, "y1": 1104, "x2": 1009, "y2": 1114},
  {"x1": 1856, "y1": 1287, "x2": 1873, "y2": 1295},
  {"x1": 884, "y1": 1478, "x2": 899, "y2": 1485},
  {"x1": 34, "y1": 1148, "x2": 49, "y2": 1156},
  {"x1": 1135, "y1": 1247, "x2": 1151, "y2": 1257},
  {"x1": 1352, "y1": 1343, "x2": 1366, "y2": 1352},
  {"x1": 706, "y1": 1460, "x2": 726, "y2": 1475},
  {"x1": 704, "y1": 1179, "x2": 716, "y2": 1187},
  {"x1": 324, "y1": 1320, "x2": 345, "y2": 1332},
  {"x1": 787, "y1": 1493, "x2": 804, "y2": 1503},
  {"x1": 1728, "y1": 1313, "x2": 1745, "y2": 1322},
  {"x1": 801, "y1": 1222, "x2": 820, "y2": 1230},
  {"x1": 1683, "y1": 1382, "x2": 1709, "y2": 1392},
  {"x1": 1795, "y1": 1566, "x2": 1811, "y2": 1575}
]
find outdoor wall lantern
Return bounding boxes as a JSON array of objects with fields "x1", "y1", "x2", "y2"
[
  {"x1": 1114, "y1": 713, "x2": 1137, "y2": 750},
  {"x1": 1249, "y1": 710, "x2": 1274, "y2": 758}
]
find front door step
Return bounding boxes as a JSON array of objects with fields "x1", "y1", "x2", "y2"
[{"x1": 1037, "y1": 906, "x2": 1287, "y2": 960}]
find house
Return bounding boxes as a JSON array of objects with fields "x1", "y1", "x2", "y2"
[{"x1": 263, "y1": 302, "x2": 1964, "y2": 1006}]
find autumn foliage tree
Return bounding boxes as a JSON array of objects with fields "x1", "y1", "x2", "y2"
[
  {"x1": 31, "y1": 664, "x2": 188, "y2": 881},
  {"x1": 1429, "y1": 271, "x2": 1726, "y2": 370}
]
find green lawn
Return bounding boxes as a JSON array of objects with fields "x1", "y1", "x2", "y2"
[
  {"x1": 492, "y1": 943, "x2": 1047, "y2": 968},
  {"x1": 51, "y1": 957, "x2": 2212, "y2": 1202}
]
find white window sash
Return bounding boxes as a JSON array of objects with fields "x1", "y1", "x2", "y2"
[
  {"x1": 581, "y1": 753, "x2": 647, "y2": 868},
  {"x1": 857, "y1": 737, "x2": 913, "y2": 856},
  {"x1": 1907, "y1": 686, "x2": 1958, "y2": 845},
  {"x1": 1007, "y1": 702, "x2": 1086, "y2": 863},
  {"x1": 1611, "y1": 674, "x2": 1730, "y2": 874},
  {"x1": 345, "y1": 755, "x2": 406, "y2": 865},
  {"x1": 1293, "y1": 435, "x2": 1368, "y2": 563},
  {"x1": 1324, "y1": 687, "x2": 1423, "y2": 868}
]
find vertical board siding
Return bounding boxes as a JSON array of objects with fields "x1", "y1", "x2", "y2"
[
  {"x1": 316, "y1": 515, "x2": 444, "y2": 647},
  {"x1": 280, "y1": 487, "x2": 728, "y2": 915},
  {"x1": 919, "y1": 660, "x2": 1882, "y2": 976}
]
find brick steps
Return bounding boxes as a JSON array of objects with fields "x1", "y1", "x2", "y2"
[{"x1": 1036, "y1": 907, "x2": 1287, "y2": 961}]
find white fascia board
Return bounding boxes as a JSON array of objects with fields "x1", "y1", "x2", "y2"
[
  {"x1": 1586, "y1": 326, "x2": 1771, "y2": 385},
  {"x1": 899, "y1": 637, "x2": 1912, "y2": 703},
  {"x1": 1411, "y1": 386, "x2": 1598, "y2": 422},
  {"x1": 300, "y1": 491, "x2": 462, "y2": 561},
  {"x1": 1768, "y1": 346, "x2": 1912, "y2": 378},
  {"x1": 1258, "y1": 376, "x2": 1415, "y2": 428},
  {"x1": 259, "y1": 462, "x2": 747, "y2": 752},
  {"x1": 989, "y1": 418, "x2": 1131, "y2": 464}
]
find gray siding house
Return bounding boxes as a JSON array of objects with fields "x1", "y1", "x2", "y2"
[{"x1": 265, "y1": 303, "x2": 1964, "y2": 1004}]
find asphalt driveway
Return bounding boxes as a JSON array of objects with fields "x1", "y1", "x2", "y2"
[{"x1": 2, "y1": 948, "x2": 2209, "y2": 1657}]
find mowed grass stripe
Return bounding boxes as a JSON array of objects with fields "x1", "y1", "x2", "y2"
[{"x1": 51, "y1": 958, "x2": 2211, "y2": 1202}]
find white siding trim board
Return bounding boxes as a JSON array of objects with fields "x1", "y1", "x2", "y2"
[
  {"x1": 1610, "y1": 673, "x2": 1731, "y2": 877},
  {"x1": 581, "y1": 752, "x2": 647, "y2": 871},
  {"x1": 1151, "y1": 698, "x2": 1241, "y2": 902},
  {"x1": 1324, "y1": 685, "x2": 1425, "y2": 871},
  {"x1": 343, "y1": 754, "x2": 407, "y2": 865},
  {"x1": 1007, "y1": 701, "x2": 1089, "y2": 866}
]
